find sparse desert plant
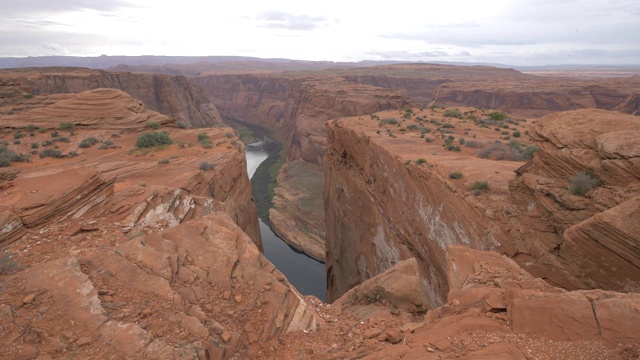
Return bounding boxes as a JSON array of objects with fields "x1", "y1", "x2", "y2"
[
  {"x1": 13, "y1": 139, "x2": 21, "y2": 145},
  {"x1": 443, "y1": 108, "x2": 462, "y2": 119},
  {"x1": 176, "y1": 121, "x2": 189, "y2": 129},
  {"x1": 135, "y1": 132, "x2": 173, "y2": 148},
  {"x1": 487, "y1": 111, "x2": 506, "y2": 121},
  {"x1": 23, "y1": 93, "x2": 34, "y2": 99},
  {"x1": 38, "y1": 127, "x2": 47, "y2": 133},
  {"x1": 0, "y1": 251, "x2": 19, "y2": 274},
  {"x1": 416, "y1": 158, "x2": 427, "y2": 164},
  {"x1": 39, "y1": 149, "x2": 64, "y2": 158},
  {"x1": 60, "y1": 122, "x2": 75, "y2": 131},
  {"x1": 512, "y1": 131, "x2": 521, "y2": 138},
  {"x1": 13, "y1": 132, "x2": 26, "y2": 139},
  {"x1": 158, "y1": 158, "x2": 170, "y2": 165},
  {"x1": 379, "y1": 117, "x2": 399, "y2": 126},
  {"x1": 199, "y1": 162, "x2": 215, "y2": 171},
  {"x1": 469, "y1": 180, "x2": 489, "y2": 194},
  {"x1": 50, "y1": 131, "x2": 59, "y2": 138},
  {"x1": 145, "y1": 121, "x2": 161, "y2": 130},
  {"x1": 449, "y1": 171, "x2": 463, "y2": 179},
  {"x1": 31, "y1": 142, "x2": 39, "y2": 149},
  {"x1": 225, "y1": 132, "x2": 235, "y2": 138},
  {"x1": 99, "y1": 140, "x2": 119, "y2": 150},
  {"x1": 569, "y1": 172, "x2": 601, "y2": 196},
  {"x1": 25, "y1": 124, "x2": 36, "y2": 132}
]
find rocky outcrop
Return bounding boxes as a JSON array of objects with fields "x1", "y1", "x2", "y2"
[
  {"x1": 0, "y1": 167, "x2": 114, "y2": 245},
  {"x1": 325, "y1": 107, "x2": 640, "y2": 306},
  {"x1": 323, "y1": 118, "x2": 512, "y2": 304},
  {"x1": 248, "y1": 245, "x2": 640, "y2": 359},
  {"x1": 509, "y1": 109, "x2": 640, "y2": 292},
  {"x1": 0, "y1": 67, "x2": 223, "y2": 127},
  {"x1": 614, "y1": 92, "x2": 640, "y2": 115},
  {"x1": 1, "y1": 88, "x2": 174, "y2": 130},
  {"x1": 194, "y1": 73, "x2": 412, "y2": 258},
  {"x1": 1, "y1": 213, "x2": 316, "y2": 359}
]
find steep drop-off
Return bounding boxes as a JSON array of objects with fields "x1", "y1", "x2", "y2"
[
  {"x1": 193, "y1": 74, "x2": 413, "y2": 259},
  {"x1": 0, "y1": 67, "x2": 223, "y2": 127},
  {"x1": 324, "y1": 107, "x2": 640, "y2": 306}
]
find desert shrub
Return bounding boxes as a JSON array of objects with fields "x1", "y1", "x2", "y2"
[
  {"x1": 38, "y1": 127, "x2": 47, "y2": 133},
  {"x1": 176, "y1": 121, "x2": 189, "y2": 129},
  {"x1": 51, "y1": 131, "x2": 59, "y2": 138},
  {"x1": 441, "y1": 123, "x2": 455, "y2": 129},
  {"x1": 402, "y1": 109, "x2": 414, "y2": 119},
  {"x1": 225, "y1": 132, "x2": 235, "y2": 138},
  {"x1": 99, "y1": 140, "x2": 119, "y2": 150},
  {"x1": 25, "y1": 124, "x2": 36, "y2": 132},
  {"x1": 145, "y1": 121, "x2": 161, "y2": 130},
  {"x1": 67, "y1": 151, "x2": 78, "y2": 157},
  {"x1": 488, "y1": 111, "x2": 506, "y2": 121},
  {"x1": 459, "y1": 138, "x2": 466, "y2": 145},
  {"x1": 407, "y1": 124, "x2": 419, "y2": 131},
  {"x1": 416, "y1": 158, "x2": 427, "y2": 164},
  {"x1": 513, "y1": 131, "x2": 521, "y2": 138},
  {"x1": 23, "y1": 93, "x2": 34, "y2": 99},
  {"x1": 426, "y1": 137, "x2": 433, "y2": 143},
  {"x1": 31, "y1": 142, "x2": 39, "y2": 149},
  {"x1": 135, "y1": 132, "x2": 173, "y2": 148},
  {"x1": 13, "y1": 132, "x2": 26, "y2": 139},
  {"x1": 569, "y1": 172, "x2": 601, "y2": 196},
  {"x1": 443, "y1": 108, "x2": 462, "y2": 118},
  {"x1": 449, "y1": 171, "x2": 463, "y2": 179},
  {"x1": 445, "y1": 145, "x2": 461, "y2": 152},
  {"x1": 39, "y1": 149, "x2": 64, "y2": 158},
  {"x1": 420, "y1": 127, "x2": 432, "y2": 134},
  {"x1": 379, "y1": 118, "x2": 399, "y2": 126},
  {"x1": 199, "y1": 162, "x2": 215, "y2": 171},
  {"x1": 469, "y1": 180, "x2": 489, "y2": 194},
  {"x1": 13, "y1": 139, "x2": 21, "y2": 145},
  {"x1": 60, "y1": 122, "x2": 75, "y2": 131},
  {"x1": 477, "y1": 141, "x2": 538, "y2": 161},
  {"x1": 158, "y1": 158, "x2": 170, "y2": 165},
  {"x1": 79, "y1": 137, "x2": 100, "y2": 148}
]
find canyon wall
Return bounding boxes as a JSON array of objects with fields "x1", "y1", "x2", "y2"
[
  {"x1": 0, "y1": 68, "x2": 223, "y2": 127},
  {"x1": 193, "y1": 74, "x2": 413, "y2": 259},
  {"x1": 323, "y1": 120, "x2": 510, "y2": 304},
  {"x1": 324, "y1": 107, "x2": 640, "y2": 306}
]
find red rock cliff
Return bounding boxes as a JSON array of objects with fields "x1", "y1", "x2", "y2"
[{"x1": 0, "y1": 67, "x2": 223, "y2": 127}]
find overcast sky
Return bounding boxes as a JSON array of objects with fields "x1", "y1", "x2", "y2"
[{"x1": 1, "y1": 0, "x2": 639, "y2": 65}]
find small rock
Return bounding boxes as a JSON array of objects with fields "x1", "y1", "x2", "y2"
[
  {"x1": 221, "y1": 332, "x2": 232, "y2": 343},
  {"x1": 16, "y1": 344, "x2": 38, "y2": 360},
  {"x1": 222, "y1": 291, "x2": 231, "y2": 300},
  {"x1": 138, "y1": 321, "x2": 149, "y2": 330},
  {"x1": 363, "y1": 328, "x2": 382, "y2": 339},
  {"x1": 452, "y1": 299, "x2": 461, "y2": 306},
  {"x1": 98, "y1": 289, "x2": 109, "y2": 296},
  {"x1": 76, "y1": 337, "x2": 92, "y2": 346},
  {"x1": 37, "y1": 306, "x2": 49, "y2": 314},
  {"x1": 386, "y1": 328, "x2": 403, "y2": 344},
  {"x1": 427, "y1": 346, "x2": 435, "y2": 352},
  {"x1": 23, "y1": 293, "x2": 37, "y2": 304},
  {"x1": 61, "y1": 331, "x2": 74, "y2": 339},
  {"x1": 141, "y1": 308, "x2": 154, "y2": 317},
  {"x1": 233, "y1": 295, "x2": 242, "y2": 303}
]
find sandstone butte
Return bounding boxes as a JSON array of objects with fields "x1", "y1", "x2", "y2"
[
  {"x1": 0, "y1": 66, "x2": 638, "y2": 359},
  {"x1": 190, "y1": 63, "x2": 640, "y2": 261}
]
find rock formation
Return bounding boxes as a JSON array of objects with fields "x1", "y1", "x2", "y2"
[
  {"x1": 323, "y1": 106, "x2": 640, "y2": 307},
  {"x1": 0, "y1": 67, "x2": 223, "y2": 127}
]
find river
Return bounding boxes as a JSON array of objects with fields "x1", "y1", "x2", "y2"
[{"x1": 245, "y1": 140, "x2": 327, "y2": 301}]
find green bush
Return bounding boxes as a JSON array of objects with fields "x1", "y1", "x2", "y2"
[
  {"x1": 176, "y1": 121, "x2": 189, "y2": 129},
  {"x1": 60, "y1": 122, "x2": 75, "y2": 131},
  {"x1": 31, "y1": 142, "x2": 39, "y2": 149},
  {"x1": 145, "y1": 121, "x2": 161, "y2": 130},
  {"x1": 449, "y1": 171, "x2": 463, "y2": 179},
  {"x1": 25, "y1": 124, "x2": 36, "y2": 132},
  {"x1": 13, "y1": 132, "x2": 26, "y2": 139},
  {"x1": 488, "y1": 111, "x2": 506, "y2": 121},
  {"x1": 569, "y1": 172, "x2": 601, "y2": 196},
  {"x1": 443, "y1": 108, "x2": 462, "y2": 119},
  {"x1": 512, "y1": 131, "x2": 521, "y2": 138},
  {"x1": 135, "y1": 132, "x2": 173, "y2": 148},
  {"x1": 416, "y1": 158, "x2": 427, "y2": 164},
  {"x1": 469, "y1": 180, "x2": 489, "y2": 194},
  {"x1": 39, "y1": 149, "x2": 64, "y2": 158},
  {"x1": 79, "y1": 137, "x2": 100, "y2": 148},
  {"x1": 38, "y1": 127, "x2": 47, "y2": 133},
  {"x1": 379, "y1": 118, "x2": 399, "y2": 126}
]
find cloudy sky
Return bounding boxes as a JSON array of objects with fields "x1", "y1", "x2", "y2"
[{"x1": 1, "y1": 0, "x2": 639, "y2": 65}]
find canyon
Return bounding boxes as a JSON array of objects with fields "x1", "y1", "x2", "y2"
[{"x1": 0, "y1": 61, "x2": 639, "y2": 359}]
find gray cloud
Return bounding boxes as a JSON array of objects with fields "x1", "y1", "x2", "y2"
[
  {"x1": 0, "y1": 0, "x2": 132, "y2": 16},
  {"x1": 256, "y1": 11, "x2": 329, "y2": 31}
]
